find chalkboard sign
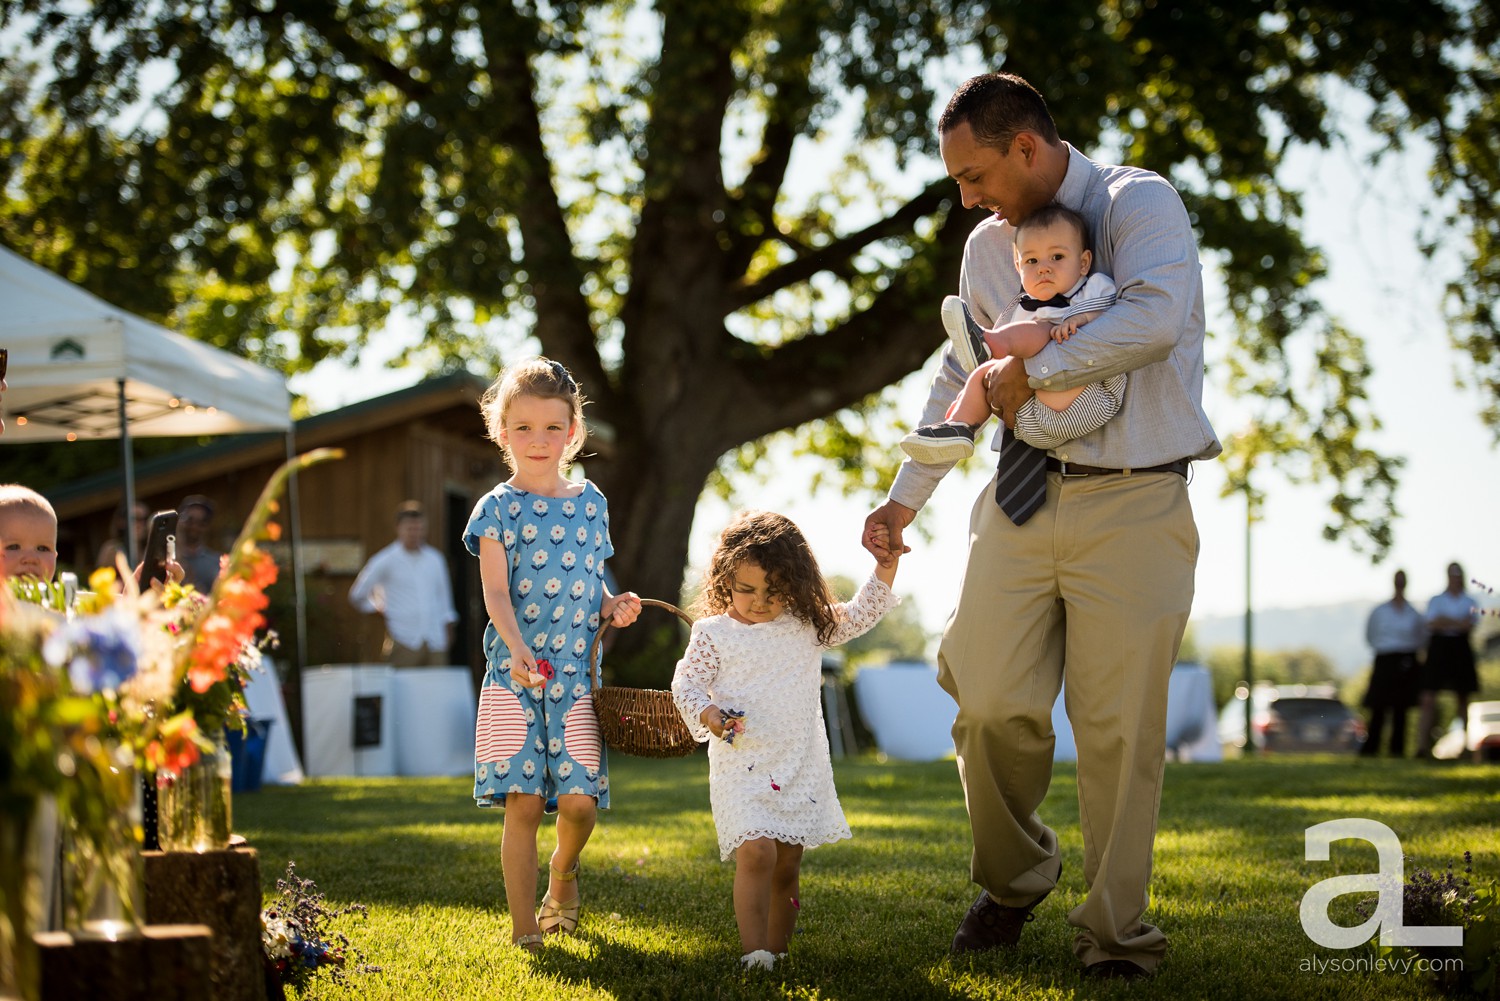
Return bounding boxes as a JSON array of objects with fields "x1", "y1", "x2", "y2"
[{"x1": 353, "y1": 695, "x2": 383, "y2": 748}]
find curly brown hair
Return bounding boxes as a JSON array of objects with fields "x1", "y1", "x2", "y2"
[{"x1": 693, "y1": 510, "x2": 839, "y2": 645}]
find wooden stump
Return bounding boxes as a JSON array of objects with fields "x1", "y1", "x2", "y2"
[
  {"x1": 143, "y1": 848, "x2": 267, "y2": 1001},
  {"x1": 36, "y1": 924, "x2": 213, "y2": 1001}
]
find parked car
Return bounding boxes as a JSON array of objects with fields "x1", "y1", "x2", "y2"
[
  {"x1": 1432, "y1": 700, "x2": 1500, "y2": 761},
  {"x1": 1217, "y1": 684, "x2": 1365, "y2": 754}
]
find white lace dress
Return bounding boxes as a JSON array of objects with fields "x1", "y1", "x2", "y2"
[{"x1": 672, "y1": 574, "x2": 899, "y2": 860}]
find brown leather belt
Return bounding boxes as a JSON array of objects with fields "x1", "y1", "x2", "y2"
[{"x1": 1045, "y1": 457, "x2": 1190, "y2": 478}]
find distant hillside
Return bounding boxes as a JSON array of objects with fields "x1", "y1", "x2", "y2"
[{"x1": 1189, "y1": 600, "x2": 1375, "y2": 676}]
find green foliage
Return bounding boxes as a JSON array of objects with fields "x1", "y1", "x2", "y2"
[
  {"x1": 827, "y1": 573, "x2": 933, "y2": 666},
  {"x1": 1203, "y1": 644, "x2": 1341, "y2": 709},
  {"x1": 2, "y1": 0, "x2": 1497, "y2": 602},
  {"x1": 234, "y1": 755, "x2": 1500, "y2": 999}
]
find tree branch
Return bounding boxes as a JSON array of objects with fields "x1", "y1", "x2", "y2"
[{"x1": 727, "y1": 179, "x2": 955, "y2": 311}]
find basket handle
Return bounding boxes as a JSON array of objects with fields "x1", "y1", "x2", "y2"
[{"x1": 589, "y1": 598, "x2": 694, "y2": 689}]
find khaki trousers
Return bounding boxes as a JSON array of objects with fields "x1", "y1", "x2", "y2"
[
  {"x1": 936, "y1": 467, "x2": 1198, "y2": 971},
  {"x1": 385, "y1": 638, "x2": 449, "y2": 668}
]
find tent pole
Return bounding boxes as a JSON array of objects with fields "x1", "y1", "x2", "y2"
[
  {"x1": 285, "y1": 429, "x2": 308, "y2": 673},
  {"x1": 118, "y1": 378, "x2": 139, "y2": 566}
]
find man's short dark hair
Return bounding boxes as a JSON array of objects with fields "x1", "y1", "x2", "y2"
[
  {"x1": 396, "y1": 500, "x2": 425, "y2": 523},
  {"x1": 939, "y1": 73, "x2": 1059, "y2": 150}
]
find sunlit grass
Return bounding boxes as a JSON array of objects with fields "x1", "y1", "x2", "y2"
[{"x1": 237, "y1": 754, "x2": 1499, "y2": 1000}]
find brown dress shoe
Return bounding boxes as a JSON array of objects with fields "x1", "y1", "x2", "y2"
[{"x1": 950, "y1": 884, "x2": 1055, "y2": 953}]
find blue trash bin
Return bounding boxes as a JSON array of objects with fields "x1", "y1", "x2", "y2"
[{"x1": 227, "y1": 718, "x2": 273, "y2": 792}]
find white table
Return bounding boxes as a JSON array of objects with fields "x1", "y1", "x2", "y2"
[
  {"x1": 392, "y1": 667, "x2": 477, "y2": 777},
  {"x1": 852, "y1": 662, "x2": 957, "y2": 761},
  {"x1": 301, "y1": 664, "x2": 397, "y2": 777}
]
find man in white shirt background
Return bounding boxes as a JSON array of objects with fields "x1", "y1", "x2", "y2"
[
  {"x1": 349, "y1": 500, "x2": 458, "y2": 667},
  {"x1": 1360, "y1": 569, "x2": 1426, "y2": 757}
]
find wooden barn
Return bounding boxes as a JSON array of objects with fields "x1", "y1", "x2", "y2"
[{"x1": 45, "y1": 373, "x2": 508, "y2": 689}]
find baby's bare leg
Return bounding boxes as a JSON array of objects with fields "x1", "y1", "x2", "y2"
[{"x1": 948, "y1": 362, "x2": 999, "y2": 425}]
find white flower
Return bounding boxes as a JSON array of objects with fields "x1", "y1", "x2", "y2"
[
  {"x1": 503, "y1": 529, "x2": 516, "y2": 548},
  {"x1": 548, "y1": 737, "x2": 563, "y2": 755},
  {"x1": 521, "y1": 524, "x2": 538, "y2": 543},
  {"x1": 543, "y1": 578, "x2": 563, "y2": 598},
  {"x1": 483, "y1": 525, "x2": 500, "y2": 540},
  {"x1": 507, "y1": 500, "x2": 522, "y2": 517},
  {"x1": 560, "y1": 551, "x2": 577, "y2": 570},
  {"x1": 569, "y1": 580, "x2": 586, "y2": 600},
  {"x1": 550, "y1": 525, "x2": 566, "y2": 543},
  {"x1": 521, "y1": 760, "x2": 536, "y2": 778},
  {"x1": 531, "y1": 550, "x2": 549, "y2": 569},
  {"x1": 558, "y1": 761, "x2": 574, "y2": 779},
  {"x1": 576, "y1": 526, "x2": 588, "y2": 544},
  {"x1": 532, "y1": 499, "x2": 550, "y2": 516},
  {"x1": 562, "y1": 500, "x2": 576, "y2": 518}
]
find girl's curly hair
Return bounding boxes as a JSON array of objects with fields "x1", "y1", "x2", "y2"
[
  {"x1": 480, "y1": 357, "x2": 587, "y2": 471},
  {"x1": 693, "y1": 510, "x2": 839, "y2": 645}
]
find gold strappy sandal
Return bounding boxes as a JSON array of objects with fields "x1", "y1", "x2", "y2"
[
  {"x1": 537, "y1": 858, "x2": 581, "y2": 935},
  {"x1": 513, "y1": 932, "x2": 544, "y2": 954}
]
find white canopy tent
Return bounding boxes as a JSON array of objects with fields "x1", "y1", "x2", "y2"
[
  {"x1": 0, "y1": 245, "x2": 290, "y2": 445},
  {"x1": 0, "y1": 245, "x2": 312, "y2": 671}
]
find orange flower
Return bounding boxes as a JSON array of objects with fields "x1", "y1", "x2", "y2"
[{"x1": 147, "y1": 715, "x2": 201, "y2": 773}]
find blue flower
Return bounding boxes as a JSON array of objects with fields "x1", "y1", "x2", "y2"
[{"x1": 42, "y1": 607, "x2": 141, "y2": 693}]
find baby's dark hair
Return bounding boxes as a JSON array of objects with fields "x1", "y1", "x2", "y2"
[
  {"x1": 1015, "y1": 203, "x2": 1092, "y2": 256},
  {"x1": 693, "y1": 510, "x2": 839, "y2": 645},
  {"x1": 480, "y1": 357, "x2": 587, "y2": 471}
]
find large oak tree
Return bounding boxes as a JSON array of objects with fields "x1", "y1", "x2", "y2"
[{"x1": 2, "y1": 1, "x2": 1497, "y2": 667}]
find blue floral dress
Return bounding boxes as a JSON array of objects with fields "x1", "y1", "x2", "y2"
[{"x1": 464, "y1": 480, "x2": 615, "y2": 812}]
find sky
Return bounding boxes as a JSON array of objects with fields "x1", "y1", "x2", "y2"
[{"x1": 290, "y1": 113, "x2": 1500, "y2": 646}]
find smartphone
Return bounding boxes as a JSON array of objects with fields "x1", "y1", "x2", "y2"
[{"x1": 141, "y1": 509, "x2": 178, "y2": 586}]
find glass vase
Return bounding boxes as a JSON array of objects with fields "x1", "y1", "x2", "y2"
[
  {"x1": 61, "y1": 750, "x2": 143, "y2": 942},
  {"x1": 156, "y1": 731, "x2": 233, "y2": 852},
  {"x1": 0, "y1": 795, "x2": 41, "y2": 1001}
]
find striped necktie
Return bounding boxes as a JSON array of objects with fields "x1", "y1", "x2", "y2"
[{"x1": 994, "y1": 426, "x2": 1047, "y2": 524}]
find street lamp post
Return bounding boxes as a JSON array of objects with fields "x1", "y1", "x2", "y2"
[{"x1": 1242, "y1": 471, "x2": 1255, "y2": 755}]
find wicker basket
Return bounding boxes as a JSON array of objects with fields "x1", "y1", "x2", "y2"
[{"x1": 589, "y1": 598, "x2": 699, "y2": 758}]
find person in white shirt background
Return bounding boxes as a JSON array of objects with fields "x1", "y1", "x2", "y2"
[
  {"x1": 1415, "y1": 561, "x2": 1481, "y2": 756},
  {"x1": 1360, "y1": 569, "x2": 1426, "y2": 757},
  {"x1": 349, "y1": 500, "x2": 459, "y2": 667}
]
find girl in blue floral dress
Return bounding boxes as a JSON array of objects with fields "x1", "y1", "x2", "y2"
[{"x1": 463, "y1": 358, "x2": 641, "y2": 954}]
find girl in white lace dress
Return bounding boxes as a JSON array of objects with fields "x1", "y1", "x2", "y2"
[{"x1": 672, "y1": 510, "x2": 899, "y2": 972}]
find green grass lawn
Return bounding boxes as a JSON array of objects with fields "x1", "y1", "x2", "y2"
[{"x1": 237, "y1": 754, "x2": 1500, "y2": 1000}]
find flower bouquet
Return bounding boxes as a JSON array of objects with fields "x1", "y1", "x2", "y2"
[
  {"x1": 260, "y1": 861, "x2": 378, "y2": 998},
  {"x1": 139, "y1": 449, "x2": 341, "y2": 851},
  {"x1": 0, "y1": 449, "x2": 342, "y2": 998}
]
